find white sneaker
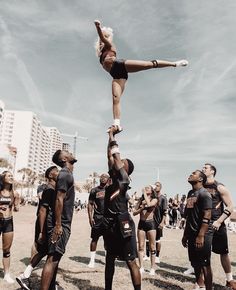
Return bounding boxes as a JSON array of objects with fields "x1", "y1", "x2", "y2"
[
  {"x1": 139, "y1": 267, "x2": 144, "y2": 274},
  {"x1": 143, "y1": 255, "x2": 149, "y2": 261},
  {"x1": 175, "y1": 59, "x2": 188, "y2": 67},
  {"x1": 4, "y1": 273, "x2": 15, "y2": 284},
  {"x1": 149, "y1": 268, "x2": 155, "y2": 276},
  {"x1": 155, "y1": 257, "x2": 160, "y2": 264},
  {"x1": 184, "y1": 266, "x2": 194, "y2": 275},
  {"x1": 88, "y1": 261, "x2": 95, "y2": 268}
]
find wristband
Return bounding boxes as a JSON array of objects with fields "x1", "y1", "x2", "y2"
[
  {"x1": 111, "y1": 146, "x2": 120, "y2": 155},
  {"x1": 202, "y1": 218, "x2": 210, "y2": 224},
  {"x1": 223, "y1": 209, "x2": 231, "y2": 217}
]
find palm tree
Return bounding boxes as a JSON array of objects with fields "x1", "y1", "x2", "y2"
[{"x1": 0, "y1": 158, "x2": 12, "y2": 170}]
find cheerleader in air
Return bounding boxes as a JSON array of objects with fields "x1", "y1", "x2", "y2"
[{"x1": 94, "y1": 20, "x2": 188, "y2": 132}]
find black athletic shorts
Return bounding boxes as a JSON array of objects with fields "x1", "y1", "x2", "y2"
[
  {"x1": 91, "y1": 215, "x2": 105, "y2": 240},
  {"x1": 138, "y1": 219, "x2": 156, "y2": 232},
  {"x1": 212, "y1": 224, "x2": 229, "y2": 255},
  {"x1": 47, "y1": 223, "x2": 71, "y2": 256},
  {"x1": 155, "y1": 227, "x2": 163, "y2": 241},
  {"x1": 34, "y1": 218, "x2": 48, "y2": 255},
  {"x1": 0, "y1": 216, "x2": 14, "y2": 235},
  {"x1": 104, "y1": 215, "x2": 137, "y2": 261},
  {"x1": 109, "y1": 59, "x2": 128, "y2": 80},
  {"x1": 188, "y1": 231, "x2": 213, "y2": 268}
]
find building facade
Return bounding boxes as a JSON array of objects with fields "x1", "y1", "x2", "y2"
[{"x1": 0, "y1": 101, "x2": 63, "y2": 175}]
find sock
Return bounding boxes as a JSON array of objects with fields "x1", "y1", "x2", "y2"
[
  {"x1": 23, "y1": 265, "x2": 34, "y2": 278},
  {"x1": 226, "y1": 273, "x2": 233, "y2": 282},
  {"x1": 156, "y1": 251, "x2": 160, "y2": 257},
  {"x1": 90, "y1": 251, "x2": 96, "y2": 263},
  {"x1": 113, "y1": 119, "x2": 120, "y2": 126}
]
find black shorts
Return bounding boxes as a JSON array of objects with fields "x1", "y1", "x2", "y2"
[
  {"x1": 109, "y1": 59, "x2": 128, "y2": 80},
  {"x1": 34, "y1": 218, "x2": 48, "y2": 255},
  {"x1": 47, "y1": 224, "x2": 71, "y2": 256},
  {"x1": 104, "y1": 215, "x2": 137, "y2": 261},
  {"x1": 138, "y1": 219, "x2": 156, "y2": 232},
  {"x1": 91, "y1": 215, "x2": 105, "y2": 240},
  {"x1": 0, "y1": 216, "x2": 14, "y2": 235},
  {"x1": 188, "y1": 231, "x2": 213, "y2": 268},
  {"x1": 155, "y1": 227, "x2": 163, "y2": 241},
  {"x1": 212, "y1": 224, "x2": 229, "y2": 254}
]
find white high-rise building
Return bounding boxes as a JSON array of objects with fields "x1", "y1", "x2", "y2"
[
  {"x1": 44, "y1": 127, "x2": 63, "y2": 162},
  {"x1": 0, "y1": 101, "x2": 63, "y2": 175}
]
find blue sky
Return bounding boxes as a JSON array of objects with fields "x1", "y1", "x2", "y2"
[{"x1": 0, "y1": 1, "x2": 236, "y2": 201}]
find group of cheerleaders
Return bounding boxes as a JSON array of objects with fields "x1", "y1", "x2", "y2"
[{"x1": 0, "y1": 19, "x2": 188, "y2": 285}]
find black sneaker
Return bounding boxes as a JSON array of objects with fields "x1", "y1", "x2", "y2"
[{"x1": 16, "y1": 275, "x2": 31, "y2": 290}]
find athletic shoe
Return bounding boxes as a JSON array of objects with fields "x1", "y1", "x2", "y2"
[
  {"x1": 184, "y1": 266, "x2": 194, "y2": 275},
  {"x1": 88, "y1": 261, "x2": 95, "y2": 268},
  {"x1": 175, "y1": 59, "x2": 188, "y2": 67},
  {"x1": 4, "y1": 273, "x2": 15, "y2": 284},
  {"x1": 16, "y1": 275, "x2": 31, "y2": 290},
  {"x1": 143, "y1": 255, "x2": 149, "y2": 261},
  {"x1": 155, "y1": 257, "x2": 160, "y2": 264},
  {"x1": 139, "y1": 267, "x2": 144, "y2": 274},
  {"x1": 149, "y1": 268, "x2": 155, "y2": 276},
  {"x1": 226, "y1": 279, "x2": 236, "y2": 290}
]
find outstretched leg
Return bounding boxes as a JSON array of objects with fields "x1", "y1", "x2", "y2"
[{"x1": 124, "y1": 59, "x2": 188, "y2": 73}]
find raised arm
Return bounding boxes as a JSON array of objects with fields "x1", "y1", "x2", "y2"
[
  {"x1": 94, "y1": 20, "x2": 112, "y2": 48},
  {"x1": 107, "y1": 133, "x2": 114, "y2": 170},
  {"x1": 108, "y1": 126, "x2": 123, "y2": 171}
]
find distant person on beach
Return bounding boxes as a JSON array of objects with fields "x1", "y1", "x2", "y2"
[
  {"x1": 87, "y1": 173, "x2": 109, "y2": 268},
  {"x1": 182, "y1": 170, "x2": 213, "y2": 290},
  {"x1": 0, "y1": 171, "x2": 20, "y2": 284},
  {"x1": 202, "y1": 163, "x2": 236, "y2": 289},
  {"x1": 40, "y1": 150, "x2": 77, "y2": 290},
  {"x1": 103, "y1": 125, "x2": 141, "y2": 290},
  {"x1": 16, "y1": 166, "x2": 58, "y2": 290},
  {"x1": 94, "y1": 19, "x2": 188, "y2": 132},
  {"x1": 133, "y1": 185, "x2": 157, "y2": 275}
]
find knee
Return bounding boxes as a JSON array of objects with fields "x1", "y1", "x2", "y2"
[{"x1": 112, "y1": 94, "x2": 120, "y2": 105}]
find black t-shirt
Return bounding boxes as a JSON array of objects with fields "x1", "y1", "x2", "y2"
[
  {"x1": 54, "y1": 167, "x2": 75, "y2": 225},
  {"x1": 88, "y1": 185, "x2": 105, "y2": 216},
  {"x1": 104, "y1": 167, "x2": 130, "y2": 217},
  {"x1": 204, "y1": 180, "x2": 224, "y2": 221},
  {"x1": 185, "y1": 187, "x2": 212, "y2": 237},
  {"x1": 36, "y1": 185, "x2": 55, "y2": 216},
  {"x1": 154, "y1": 194, "x2": 167, "y2": 225}
]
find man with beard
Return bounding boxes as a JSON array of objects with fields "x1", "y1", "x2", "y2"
[
  {"x1": 40, "y1": 150, "x2": 77, "y2": 290},
  {"x1": 202, "y1": 163, "x2": 236, "y2": 289},
  {"x1": 182, "y1": 170, "x2": 213, "y2": 290},
  {"x1": 87, "y1": 173, "x2": 109, "y2": 268},
  {"x1": 103, "y1": 125, "x2": 141, "y2": 290}
]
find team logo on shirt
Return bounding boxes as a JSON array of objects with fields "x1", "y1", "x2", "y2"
[
  {"x1": 186, "y1": 196, "x2": 197, "y2": 208},
  {"x1": 110, "y1": 189, "x2": 120, "y2": 201},
  {"x1": 96, "y1": 191, "x2": 105, "y2": 199}
]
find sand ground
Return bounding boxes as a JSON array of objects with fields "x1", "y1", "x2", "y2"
[{"x1": 0, "y1": 205, "x2": 235, "y2": 290}]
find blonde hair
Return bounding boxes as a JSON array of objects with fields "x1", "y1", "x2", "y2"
[{"x1": 94, "y1": 26, "x2": 114, "y2": 57}]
